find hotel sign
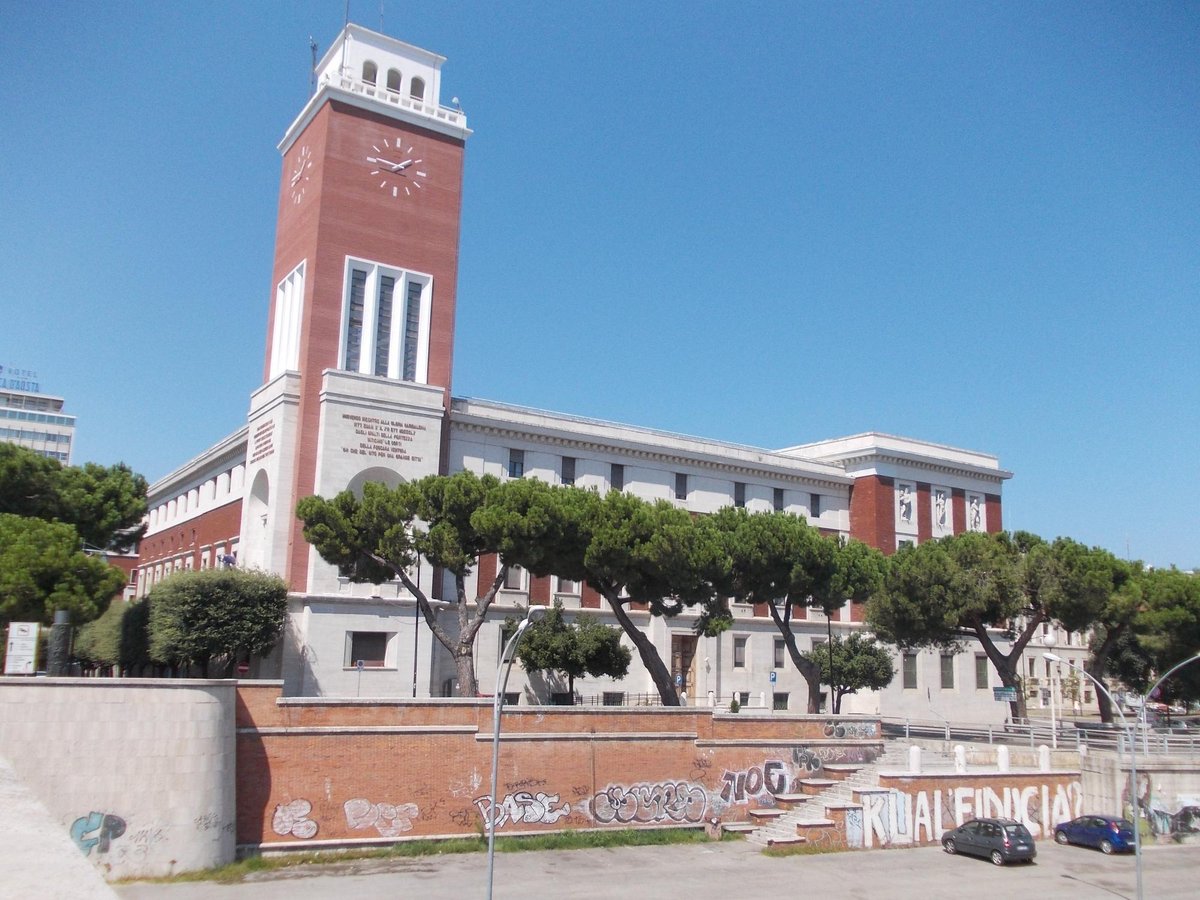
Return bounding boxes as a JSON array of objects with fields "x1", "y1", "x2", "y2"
[{"x1": 0, "y1": 364, "x2": 40, "y2": 393}]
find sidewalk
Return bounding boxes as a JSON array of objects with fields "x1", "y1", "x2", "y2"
[{"x1": 0, "y1": 754, "x2": 118, "y2": 900}]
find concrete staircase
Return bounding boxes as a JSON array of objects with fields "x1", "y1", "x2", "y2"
[{"x1": 745, "y1": 740, "x2": 920, "y2": 847}]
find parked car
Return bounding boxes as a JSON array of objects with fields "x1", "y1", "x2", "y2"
[
  {"x1": 942, "y1": 817, "x2": 1037, "y2": 865},
  {"x1": 1054, "y1": 815, "x2": 1136, "y2": 854}
]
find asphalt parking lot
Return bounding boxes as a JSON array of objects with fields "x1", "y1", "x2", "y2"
[{"x1": 115, "y1": 838, "x2": 1200, "y2": 900}]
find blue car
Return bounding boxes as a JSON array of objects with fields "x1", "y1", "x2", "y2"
[{"x1": 1054, "y1": 815, "x2": 1136, "y2": 854}]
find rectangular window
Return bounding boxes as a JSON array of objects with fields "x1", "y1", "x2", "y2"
[
  {"x1": 773, "y1": 487, "x2": 784, "y2": 512},
  {"x1": 810, "y1": 493, "x2": 821, "y2": 518},
  {"x1": 734, "y1": 482, "x2": 746, "y2": 508},
  {"x1": 401, "y1": 279, "x2": 422, "y2": 381},
  {"x1": 903, "y1": 652, "x2": 918, "y2": 689},
  {"x1": 343, "y1": 268, "x2": 367, "y2": 371},
  {"x1": 503, "y1": 564, "x2": 525, "y2": 591},
  {"x1": 675, "y1": 472, "x2": 688, "y2": 501},
  {"x1": 774, "y1": 639, "x2": 785, "y2": 669},
  {"x1": 373, "y1": 274, "x2": 395, "y2": 376},
  {"x1": 733, "y1": 636, "x2": 747, "y2": 668},
  {"x1": 345, "y1": 632, "x2": 388, "y2": 668},
  {"x1": 269, "y1": 261, "x2": 305, "y2": 380},
  {"x1": 738, "y1": 691, "x2": 750, "y2": 707},
  {"x1": 508, "y1": 449, "x2": 525, "y2": 478},
  {"x1": 940, "y1": 653, "x2": 955, "y2": 689},
  {"x1": 975, "y1": 655, "x2": 989, "y2": 689},
  {"x1": 611, "y1": 463, "x2": 624, "y2": 492},
  {"x1": 773, "y1": 692, "x2": 789, "y2": 711},
  {"x1": 561, "y1": 456, "x2": 576, "y2": 486},
  {"x1": 557, "y1": 577, "x2": 579, "y2": 595},
  {"x1": 341, "y1": 258, "x2": 430, "y2": 382}
]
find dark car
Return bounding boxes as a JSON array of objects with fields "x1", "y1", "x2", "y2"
[
  {"x1": 1054, "y1": 815, "x2": 1136, "y2": 854},
  {"x1": 942, "y1": 817, "x2": 1037, "y2": 865}
]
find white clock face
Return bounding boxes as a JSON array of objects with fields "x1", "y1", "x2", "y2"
[
  {"x1": 366, "y1": 136, "x2": 428, "y2": 199},
  {"x1": 289, "y1": 145, "x2": 313, "y2": 205}
]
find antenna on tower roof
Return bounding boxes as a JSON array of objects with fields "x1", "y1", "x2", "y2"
[{"x1": 309, "y1": 36, "x2": 318, "y2": 95}]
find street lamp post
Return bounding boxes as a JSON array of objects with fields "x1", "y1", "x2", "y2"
[
  {"x1": 1043, "y1": 631, "x2": 1058, "y2": 749},
  {"x1": 1045, "y1": 653, "x2": 1142, "y2": 900},
  {"x1": 1140, "y1": 652, "x2": 1200, "y2": 754},
  {"x1": 486, "y1": 605, "x2": 544, "y2": 900}
]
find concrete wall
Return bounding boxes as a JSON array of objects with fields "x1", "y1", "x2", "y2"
[
  {"x1": 1081, "y1": 750, "x2": 1200, "y2": 839},
  {"x1": 0, "y1": 677, "x2": 237, "y2": 879}
]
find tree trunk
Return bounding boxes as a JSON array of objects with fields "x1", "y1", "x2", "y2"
[
  {"x1": 971, "y1": 616, "x2": 1040, "y2": 721},
  {"x1": 1086, "y1": 623, "x2": 1125, "y2": 724},
  {"x1": 383, "y1": 552, "x2": 501, "y2": 698},
  {"x1": 766, "y1": 600, "x2": 824, "y2": 713},
  {"x1": 604, "y1": 592, "x2": 679, "y2": 706}
]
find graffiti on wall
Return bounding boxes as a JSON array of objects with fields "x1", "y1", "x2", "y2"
[
  {"x1": 1126, "y1": 773, "x2": 1200, "y2": 838},
  {"x1": 71, "y1": 811, "x2": 126, "y2": 856},
  {"x1": 718, "y1": 761, "x2": 789, "y2": 807},
  {"x1": 272, "y1": 799, "x2": 319, "y2": 839},
  {"x1": 345, "y1": 798, "x2": 420, "y2": 837},
  {"x1": 591, "y1": 781, "x2": 708, "y2": 825},
  {"x1": 854, "y1": 781, "x2": 1083, "y2": 849},
  {"x1": 475, "y1": 791, "x2": 571, "y2": 828},
  {"x1": 823, "y1": 720, "x2": 878, "y2": 739}
]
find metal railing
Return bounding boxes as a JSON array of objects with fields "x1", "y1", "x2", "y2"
[{"x1": 881, "y1": 715, "x2": 1200, "y2": 755}]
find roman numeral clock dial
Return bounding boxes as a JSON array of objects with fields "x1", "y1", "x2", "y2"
[{"x1": 366, "y1": 136, "x2": 428, "y2": 199}]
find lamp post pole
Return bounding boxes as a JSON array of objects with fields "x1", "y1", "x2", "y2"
[
  {"x1": 486, "y1": 606, "x2": 544, "y2": 900},
  {"x1": 1043, "y1": 631, "x2": 1058, "y2": 749},
  {"x1": 1045, "y1": 653, "x2": 1141, "y2": 900}
]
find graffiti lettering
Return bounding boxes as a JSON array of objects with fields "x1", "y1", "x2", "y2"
[
  {"x1": 272, "y1": 799, "x2": 319, "y2": 839},
  {"x1": 344, "y1": 798, "x2": 420, "y2": 837},
  {"x1": 591, "y1": 782, "x2": 707, "y2": 825},
  {"x1": 854, "y1": 782, "x2": 1083, "y2": 849},
  {"x1": 719, "y1": 760, "x2": 789, "y2": 804},
  {"x1": 822, "y1": 720, "x2": 878, "y2": 739},
  {"x1": 505, "y1": 777, "x2": 548, "y2": 792},
  {"x1": 475, "y1": 791, "x2": 571, "y2": 828},
  {"x1": 70, "y1": 811, "x2": 126, "y2": 856}
]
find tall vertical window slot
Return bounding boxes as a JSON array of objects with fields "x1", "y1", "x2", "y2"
[
  {"x1": 561, "y1": 456, "x2": 576, "y2": 486},
  {"x1": 611, "y1": 464, "x2": 624, "y2": 492},
  {"x1": 734, "y1": 482, "x2": 746, "y2": 508},
  {"x1": 810, "y1": 493, "x2": 822, "y2": 518},
  {"x1": 343, "y1": 268, "x2": 367, "y2": 372},
  {"x1": 373, "y1": 274, "x2": 395, "y2": 376},
  {"x1": 674, "y1": 472, "x2": 688, "y2": 501},
  {"x1": 402, "y1": 280, "x2": 422, "y2": 381},
  {"x1": 269, "y1": 261, "x2": 305, "y2": 380},
  {"x1": 773, "y1": 487, "x2": 784, "y2": 512},
  {"x1": 340, "y1": 258, "x2": 431, "y2": 382}
]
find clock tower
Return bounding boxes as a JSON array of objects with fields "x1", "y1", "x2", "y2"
[{"x1": 241, "y1": 25, "x2": 470, "y2": 590}]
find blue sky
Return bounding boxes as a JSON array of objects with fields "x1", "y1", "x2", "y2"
[{"x1": 1, "y1": 1, "x2": 1196, "y2": 568}]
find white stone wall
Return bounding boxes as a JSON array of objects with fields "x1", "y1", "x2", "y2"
[{"x1": 0, "y1": 678, "x2": 237, "y2": 880}]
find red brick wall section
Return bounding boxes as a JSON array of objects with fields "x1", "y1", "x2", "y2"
[
  {"x1": 530, "y1": 575, "x2": 551, "y2": 606},
  {"x1": 477, "y1": 553, "x2": 497, "y2": 592},
  {"x1": 849, "y1": 475, "x2": 895, "y2": 554},
  {"x1": 236, "y1": 685, "x2": 900, "y2": 849},
  {"x1": 951, "y1": 489, "x2": 967, "y2": 533},
  {"x1": 137, "y1": 500, "x2": 244, "y2": 582},
  {"x1": 916, "y1": 482, "x2": 932, "y2": 543},
  {"x1": 581, "y1": 584, "x2": 602, "y2": 609},
  {"x1": 986, "y1": 494, "x2": 1002, "y2": 533}
]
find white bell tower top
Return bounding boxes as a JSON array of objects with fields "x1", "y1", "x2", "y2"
[{"x1": 280, "y1": 23, "x2": 469, "y2": 153}]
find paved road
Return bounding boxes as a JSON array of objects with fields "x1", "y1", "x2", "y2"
[{"x1": 116, "y1": 839, "x2": 1200, "y2": 900}]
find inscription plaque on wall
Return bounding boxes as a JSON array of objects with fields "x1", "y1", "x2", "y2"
[
  {"x1": 340, "y1": 414, "x2": 426, "y2": 463},
  {"x1": 250, "y1": 420, "x2": 276, "y2": 465}
]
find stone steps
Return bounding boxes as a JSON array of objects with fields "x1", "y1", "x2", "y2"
[{"x1": 745, "y1": 742, "x2": 924, "y2": 847}]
